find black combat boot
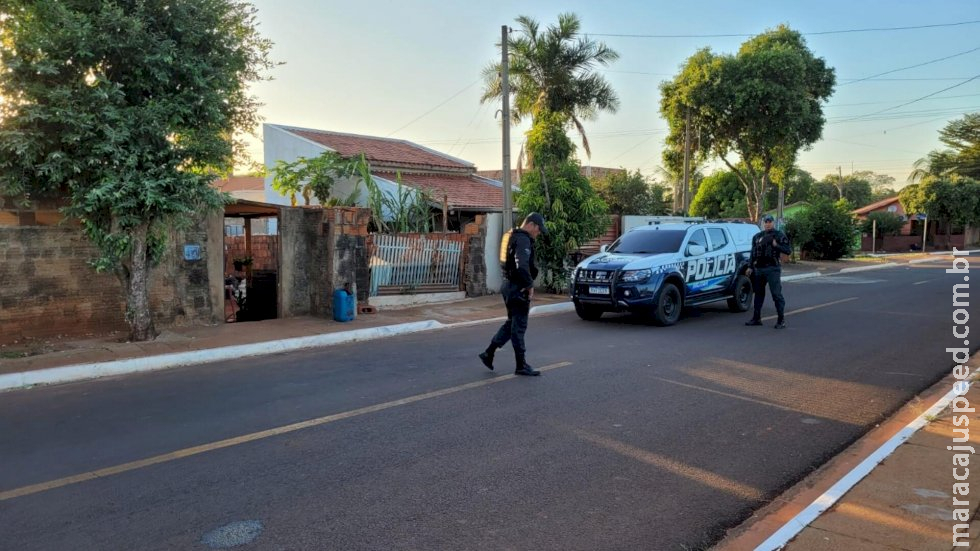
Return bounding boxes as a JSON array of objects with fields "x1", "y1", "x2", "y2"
[
  {"x1": 478, "y1": 345, "x2": 496, "y2": 370},
  {"x1": 514, "y1": 351, "x2": 540, "y2": 376}
]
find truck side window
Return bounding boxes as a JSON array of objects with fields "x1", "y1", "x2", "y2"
[
  {"x1": 707, "y1": 228, "x2": 728, "y2": 251},
  {"x1": 688, "y1": 229, "x2": 707, "y2": 251}
]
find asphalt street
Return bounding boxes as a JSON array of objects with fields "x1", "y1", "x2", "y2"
[{"x1": 0, "y1": 260, "x2": 974, "y2": 550}]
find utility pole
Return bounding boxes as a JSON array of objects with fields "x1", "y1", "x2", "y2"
[
  {"x1": 500, "y1": 25, "x2": 513, "y2": 232},
  {"x1": 837, "y1": 166, "x2": 844, "y2": 200},
  {"x1": 682, "y1": 108, "x2": 691, "y2": 215}
]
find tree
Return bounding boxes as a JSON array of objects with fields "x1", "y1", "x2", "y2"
[
  {"x1": 660, "y1": 25, "x2": 835, "y2": 221},
  {"x1": 812, "y1": 174, "x2": 873, "y2": 207},
  {"x1": 899, "y1": 176, "x2": 980, "y2": 248},
  {"x1": 689, "y1": 170, "x2": 748, "y2": 219},
  {"x1": 591, "y1": 169, "x2": 669, "y2": 215},
  {"x1": 516, "y1": 112, "x2": 607, "y2": 292},
  {"x1": 783, "y1": 198, "x2": 855, "y2": 260},
  {"x1": 859, "y1": 211, "x2": 905, "y2": 237},
  {"x1": 764, "y1": 167, "x2": 815, "y2": 209},
  {"x1": 272, "y1": 151, "x2": 365, "y2": 206},
  {"x1": 480, "y1": 13, "x2": 619, "y2": 163},
  {"x1": 909, "y1": 113, "x2": 980, "y2": 182},
  {"x1": 0, "y1": 1, "x2": 275, "y2": 341}
]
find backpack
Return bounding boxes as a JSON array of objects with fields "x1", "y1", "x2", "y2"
[{"x1": 499, "y1": 229, "x2": 514, "y2": 269}]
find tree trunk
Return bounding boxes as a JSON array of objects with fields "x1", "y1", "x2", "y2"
[{"x1": 125, "y1": 223, "x2": 157, "y2": 342}]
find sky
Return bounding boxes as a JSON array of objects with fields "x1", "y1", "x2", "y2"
[{"x1": 243, "y1": 0, "x2": 980, "y2": 189}]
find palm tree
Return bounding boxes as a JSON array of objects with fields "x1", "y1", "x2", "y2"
[{"x1": 480, "y1": 13, "x2": 619, "y2": 164}]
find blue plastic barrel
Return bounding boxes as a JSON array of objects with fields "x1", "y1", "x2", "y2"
[{"x1": 333, "y1": 289, "x2": 355, "y2": 322}]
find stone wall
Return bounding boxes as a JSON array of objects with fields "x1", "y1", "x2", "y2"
[
  {"x1": 0, "y1": 212, "x2": 222, "y2": 345},
  {"x1": 463, "y1": 215, "x2": 489, "y2": 297}
]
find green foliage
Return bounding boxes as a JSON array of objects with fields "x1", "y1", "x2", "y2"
[
  {"x1": 690, "y1": 170, "x2": 749, "y2": 219},
  {"x1": 908, "y1": 114, "x2": 980, "y2": 183},
  {"x1": 0, "y1": 0, "x2": 274, "y2": 340},
  {"x1": 271, "y1": 151, "x2": 365, "y2": 206},
  {"x1": 860, "y1": 211, "x2": 905, "y2": 236},
  {"x1": 763, "y1": 167, "x2": 816, "y2": 210},
  {"x1": 660, "y1": 25, "x2": 835, "y2": 221},
  {"x1": 481, "y1": 13, "x2": 619, "y2": 160},
  {"x1": 361, "y1": 161, "x2": 433, "y2": 234},
  {"x1": 591, "y1": 169, "x2": 668, "y2": 215},
  {"x1": 899, "y1": 176, "x2": 980, "y2": 246},
  {"x1": 812, "y1": 174, "x2": 873, "y2": 207},
  {"x1": 783, "y1": 199, "x2": 855, "y2": 260},
  {"x1": 517, "y1": 112, "x2": 608, "y2": 292}
]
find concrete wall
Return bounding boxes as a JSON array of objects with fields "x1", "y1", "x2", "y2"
[
  {"x1": 0, "y1": 212, "x2": 222, "y2": 345},
  {"x1": 484, "y1": 212, "x2": 503, "y2": 293},
  {"x1": 278, "y1": 206, "x2": 325, "y2": 317},
  {"x1": 327, "y1": 207, "x2": 372, "y2": 312}
]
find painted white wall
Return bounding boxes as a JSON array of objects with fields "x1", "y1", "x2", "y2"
[
  {"x1": 263, "y1": 124, "x2": 336, "y2": 206},
  {"x1": 485, "y1": 212, "x2": 503, "y2": 293}
]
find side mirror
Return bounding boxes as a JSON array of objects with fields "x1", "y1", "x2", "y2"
[
  {"x1": 599, "y1": 244, "x2": 608, "y2": 253},
  {"x1": 687, "y1": 244, "x2": 706, "y2": 257}
]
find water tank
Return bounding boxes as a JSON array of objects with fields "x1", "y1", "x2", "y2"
[{"x1": 333, "y1": 288, "x2": 356, "y2": 322}]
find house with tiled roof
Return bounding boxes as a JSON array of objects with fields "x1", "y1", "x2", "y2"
[{"x1": 263, "y1": 124, "x2": 504, "y2": 230}]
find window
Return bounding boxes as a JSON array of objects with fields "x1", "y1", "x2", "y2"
[
  {"x1": 608, "y1": 230, "x2": 686, "y2": 254},
  {"x1": 687, "y1": 229, "x2": 707, "y2": 254},
  {"x1": 707, "y1": 228, "x2": 728, "y2": 251}
]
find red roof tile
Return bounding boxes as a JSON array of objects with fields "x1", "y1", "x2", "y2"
[
  {"x1": 851, "y1": 196, "x2": 902, "y2": 215},
  {"x1": 374, "y1": 172, "x2": 502, "y2": 211},
  {"x1": 285, "y1": 127, "x2": 472, "y2": 170}
]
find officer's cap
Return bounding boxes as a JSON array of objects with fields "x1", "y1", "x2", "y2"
[
  {"x1": 523, "y1": 212, "x2": 548, "y2": 234},
  {"x1": 762, "y1": 214, "x2": 775, "y2": 223}
]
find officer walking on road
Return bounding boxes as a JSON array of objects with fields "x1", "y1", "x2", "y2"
[
  {"x1": 479, "y1": 213, "x2": 547, "y2": 376},
  {"x1": 746, "y1": 214, "x2": 792, "y2": 329}
]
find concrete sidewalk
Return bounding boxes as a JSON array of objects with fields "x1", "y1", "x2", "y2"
[{"x1": 1, "y1": 252, "x2": 971, "y2": 550}]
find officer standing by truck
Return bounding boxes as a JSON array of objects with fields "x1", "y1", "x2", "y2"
[
  {"x1": 745, "y1": 214, "x2": 792, "y2": 329},
  {"x1": 478, "y1": 213, "x2": 547, "y2": 376}
]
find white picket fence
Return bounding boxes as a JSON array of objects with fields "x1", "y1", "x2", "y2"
[{"x1": 369, "y1": 234, "x2": 466, "y2": 296}]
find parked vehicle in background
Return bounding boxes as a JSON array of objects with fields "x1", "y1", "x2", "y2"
[{"x1": 570, "y1": 221, "x2": 758, "y2": 325}]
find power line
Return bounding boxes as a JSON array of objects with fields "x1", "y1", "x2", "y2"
[
  {"x1": 840, "y1": 46, "x2": 980, "y2": 86},
  {"x1": 839, "y1": 73, "x2": 980, "y2": 122},
  {"x1": 386, "y1": 79, "x2": 480, "y2": 137},
  {"x1": 587, "y1": 19, "x2": 980, "y2": 39}
]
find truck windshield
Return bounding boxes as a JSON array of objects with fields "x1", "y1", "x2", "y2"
[{"x1": 607, "y1": 230, "x2": 686, "y2": 254}]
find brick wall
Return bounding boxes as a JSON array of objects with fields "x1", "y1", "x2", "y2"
[
  {"x1": 224, "y1": 235, "x2": 279, "y2": 273},
  {"x1": 0, "y1": 215, "x2": 220, "y2": 345}
]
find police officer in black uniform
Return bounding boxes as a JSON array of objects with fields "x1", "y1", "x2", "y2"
[
  {"x1": 479, "y1": 212, "x2": 547, "y2": 376},
  {"x1": 746, "y1": 214, "x2": 792, "y2": 329}
]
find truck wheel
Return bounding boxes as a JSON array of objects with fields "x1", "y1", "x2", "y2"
[
  {"x1": 727, "y1": 274, "x2": 753, "y2": 312},
  {"x1": 651, "y1": 282, "x2": 682, "y2": 326},
  {"x1": 575, "y1": 303, "x2": 604, "y2": 321}
]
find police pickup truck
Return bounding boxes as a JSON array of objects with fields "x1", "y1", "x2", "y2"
[{"x1": 570, "y1": 221, "x2": 758, "y2": 325}]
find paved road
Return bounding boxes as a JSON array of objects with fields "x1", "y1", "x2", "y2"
[{"x1": 0, "y1": 261, "x2": 974, "y2": 550}]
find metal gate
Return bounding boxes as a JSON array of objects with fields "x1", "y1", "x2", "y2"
[{"x1": 368, "y1": 233, "x2": 466, "y2": 296}]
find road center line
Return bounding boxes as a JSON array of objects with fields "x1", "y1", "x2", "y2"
[
  {"x1": 0, "y1": 361, "x2": 573, "y2": 502},
  {"x1": 760, "y1": 296, "x2": 859, "y2": 320}
]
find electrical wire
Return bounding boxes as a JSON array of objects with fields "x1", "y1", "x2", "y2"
[
  {"x1": 840, "y1": 46, "x2": 980, "y2": 86},
  {"x1": 385, "y1": 79, "x2": 480, "y2": 137},
  {"x1": 586, "y1": 19, "x2": 980, "y2": 39}
]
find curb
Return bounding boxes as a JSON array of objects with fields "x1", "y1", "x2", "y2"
[
  {"x1": 0, "y1": 303, "x2": 581, "y2": 392},
  {"x1": 0, "y1": 321, "x2": 441, "y2": 392},
  {"x1": 781, "y1": 271, "x2": 821, "y2": 282},
  {"x1": 838, "y1": 262, "x2": 899, "y2": 273}
]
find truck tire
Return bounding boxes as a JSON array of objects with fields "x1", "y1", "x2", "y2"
[
  {"x1": 651, "y1": 282, "x2": 682, "y2": 326},
  {"x1": 727, "y1": 274, "x2": 753, "y2": 312},
  {"x1": 575, "y1": 303, "x2": 604, "y2": 321}
]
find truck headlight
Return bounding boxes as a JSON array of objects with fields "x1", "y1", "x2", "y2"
[{"x1": 620, "y1": 269, "x2": 652, "y2": 283}]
